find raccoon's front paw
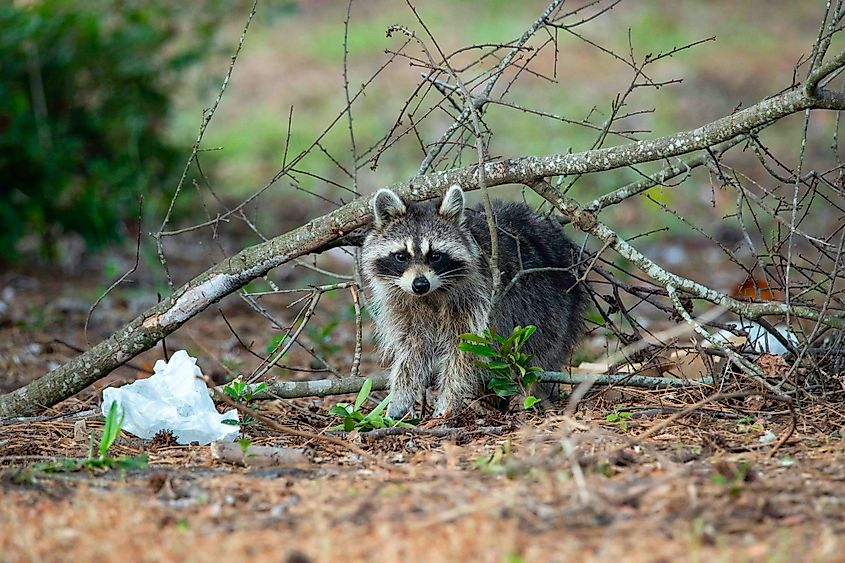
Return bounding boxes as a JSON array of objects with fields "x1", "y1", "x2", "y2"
[
  {"x1": 387, "y1": 392, "x2": 416, "y2": 420},
  {"x1": 433, "y1": 395, "x2": 462, "y2": 418}
]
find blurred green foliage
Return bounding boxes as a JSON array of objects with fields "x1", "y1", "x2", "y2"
[{"x1": 0, "y1": 1, "x2": 219, "y2": 260}]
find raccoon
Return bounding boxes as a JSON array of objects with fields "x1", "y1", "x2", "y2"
[{"x1": 361, "y1": 185, "x2": 588, "y2": 418}]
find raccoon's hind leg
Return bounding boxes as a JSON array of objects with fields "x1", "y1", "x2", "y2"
[{"x1": 386, "y1": 349, "x2": 433, "y2": 419}]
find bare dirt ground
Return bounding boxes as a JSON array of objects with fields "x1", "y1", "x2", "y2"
[{"x1": 2, "y1": 260, "x2": 845, "y2": 563}]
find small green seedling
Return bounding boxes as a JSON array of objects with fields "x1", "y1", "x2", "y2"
[
  {"x1": 30, "y1": 402, "x2": 147, "y2": 474},
  {"x1": 328, "y1": 378, "x2": 417, "y2": 432},
  {"x1": 605, "y1": 405, "x2": 633, "y2": 433},
  {"x1": 712, "y1": 461, "x2": 752, "y2": 498},
  {"x1": 221, "y1": 377, "x2": 266, "y2": 430},
  {"x1": 474, "y1": 440, "x2": 512, "y2": 474},
  {"x1": 736, "y1": 415, "x2": 764, "y2": 433},
  {"x1": 223, "y1": 377, "x2": 266, "y2": 404},
  {"x1": 474, "y1": 438, "x2": 531, "y2": 478},
  {"x1": 97, "y1": 400, "x2": 123, "y2": 459},
  {"x1": 459, "y1": 325, "x2": 543, "y2": 409},
  {"x1": 237, "y1": 438, "x2": 253, "y2": 464}
]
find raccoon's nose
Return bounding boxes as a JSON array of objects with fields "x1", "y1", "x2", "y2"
[{"x1": 412, "y1": 276, "x2": 431, "y2": 295}]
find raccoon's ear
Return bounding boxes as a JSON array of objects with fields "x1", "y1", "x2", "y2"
[
  {"x1": 438, "y1": 184, "x2": 465, "y2": 225},
  {"x1": 372, "y1": 189, "x2": 407, "y2": 229}
]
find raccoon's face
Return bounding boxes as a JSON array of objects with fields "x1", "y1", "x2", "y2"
[{"x1": 362, "y1": 185, "x2": 478, "y2": 298}]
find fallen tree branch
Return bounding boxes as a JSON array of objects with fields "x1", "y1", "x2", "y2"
[
  {"x1": 3, "y1": 75, "x2": 845, "y2": 417},
  {"x1": 243, "y1": 371, "x2": 714, "y2": 402},
  {"x1": 256, "y1": 375, "x2": 390, "y2": 399}
]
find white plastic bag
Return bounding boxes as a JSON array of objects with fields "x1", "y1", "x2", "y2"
[{"x1": 102, "y1": 350, "x2": 238, "y2": 445}]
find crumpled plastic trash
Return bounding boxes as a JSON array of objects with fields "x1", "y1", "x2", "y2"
[
  {"x1": 714, "y1": 321, "x2": 797, "y2": 355},
  {"x1": 102, "y1": 350, "x2": 238, "y2": 445}
]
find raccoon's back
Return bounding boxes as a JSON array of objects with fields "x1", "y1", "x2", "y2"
[
  {"x1": 465, "y1": 201, "x2": 581, "y2": 282},
  {"x1": 465, "y1": 200, "x2": 587, "y2": 367}
]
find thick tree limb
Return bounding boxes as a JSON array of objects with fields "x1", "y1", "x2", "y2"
[{"x1": 2, "y1": 82, "x2": 844, "y2": 417}]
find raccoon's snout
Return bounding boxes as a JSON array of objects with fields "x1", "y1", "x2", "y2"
[{"x1": 412, "y1": 276, "x2": 430, "y2": 295}]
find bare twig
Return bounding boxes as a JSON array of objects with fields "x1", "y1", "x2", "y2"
[{"x1": 84, "y1": 196, "x2": 144, "y2": 346}]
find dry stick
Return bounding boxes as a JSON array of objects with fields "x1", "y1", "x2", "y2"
[
  {"x1": 625, "y1": 392, "x2": 753, "y2": 445},
  {"x1": 0, "y1": 408, "x2": 99, "y2": 427},
  {"x1": 349, "y1": 285, "x2": 363, "y2": 379},
  {"x1": 468, "y1": 101, "x2": 500, "y2": 296},
  {"x1": 84, "y1": 196, "x2": 144, "y2": 347},
  {"x1": 251, "y1": 375, "x2": 389, "y2": 399},
  {"x1": 585, "y1": 135, "x2": 746, "y2": 212},
  {"x1": 206, "y1": 379, "x2": 373, "y2": 461},
  {"x1": 51, "y1": 339, "x2": 153, "y2": 376},
  {"x1": 401, "y1": 6, "x2": 502, "y2": 294},
  {"x1": 243, "y1": 282, "x2": 358, "y2": 381},
  {"x1": 342, "y1": 0, "x2": 358, "y2": 195},
  {"x1": 4, "y1": 77, "x2": 845, "y2": 418},
  {"x1": 765, "y1": 400, "x2": 798, "y2": 460},
  {"x1": 342, "y1": 0, "x2": 372, "y2": 317},
  {"x1": 236, "y1": 371, "x2": 713, "y2": 402},
  {"x1": 247, "y1": 290, "x2": 346, "y2": 378},
  {"x1": 248, "y1": 290, "x2": 322, "y2": 383},
  {"x1": 329, "y1": 426, "x2": 506, "y2": 440}
]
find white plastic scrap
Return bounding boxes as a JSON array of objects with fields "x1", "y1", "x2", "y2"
[
  {"x1": 101, "y1": 350, "x2": 239, "y2": 445},
  {"x1": 714, "y1": 321, "x2": 797, "y2": 356}
]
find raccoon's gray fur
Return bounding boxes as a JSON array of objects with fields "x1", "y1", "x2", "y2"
[{"x1": 361, "y1": 185, "x2": 587, "y2": 418}]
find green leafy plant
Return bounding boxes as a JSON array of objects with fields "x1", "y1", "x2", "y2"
[
  {"x1": 237, "y1": 437, "x2": 253, "y2": 464},
  {"x1": 736, "y1": 415, "x2": 764, "y2": 434},
  {"x1": 221, "y1": 377, "x2": 266, "y2": 430},
  {"x1": 474, "y1": 440, "x2": 513, "y2": 475},
  {"x1": 223, "y1": 377, "x2": 266, "y2": 404},
  {"x1": 474, "y1": 439, "x2": 532, "y2": 478},
  {"x1": 31, "y1": 402, "x2": 147, "y2": 473},
  {"x1": 328, "y1": 378, "x2": 417, "y2": 432},
  {"x1": 605, "y1": 405, "x2": 633, "y2": 433},
  {"x1": 712, "y1": 461, "x2": 752, "y2": 498},
  {"x1": 459, "y1": 325, "x2": 543, "y2": 409}
]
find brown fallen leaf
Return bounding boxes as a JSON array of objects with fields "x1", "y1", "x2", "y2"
[{"x1": 756, "y1": 353, "x2": 790, "y2": 378}]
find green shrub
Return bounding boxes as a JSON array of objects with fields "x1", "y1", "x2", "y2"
[
  {"x1": 459, "y1": 325, "x2": 544, "y2": 410},
  {"x1": 0, "y1": 1, "x2": 218, "y2": 259}
]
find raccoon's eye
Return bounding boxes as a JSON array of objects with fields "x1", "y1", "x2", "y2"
[
  {"x1": 394, "y1": 251, "x2": 409, "y2": 263},
  {"x1": 429, "y1": 251, "x2": 444, "y2": 264}
]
